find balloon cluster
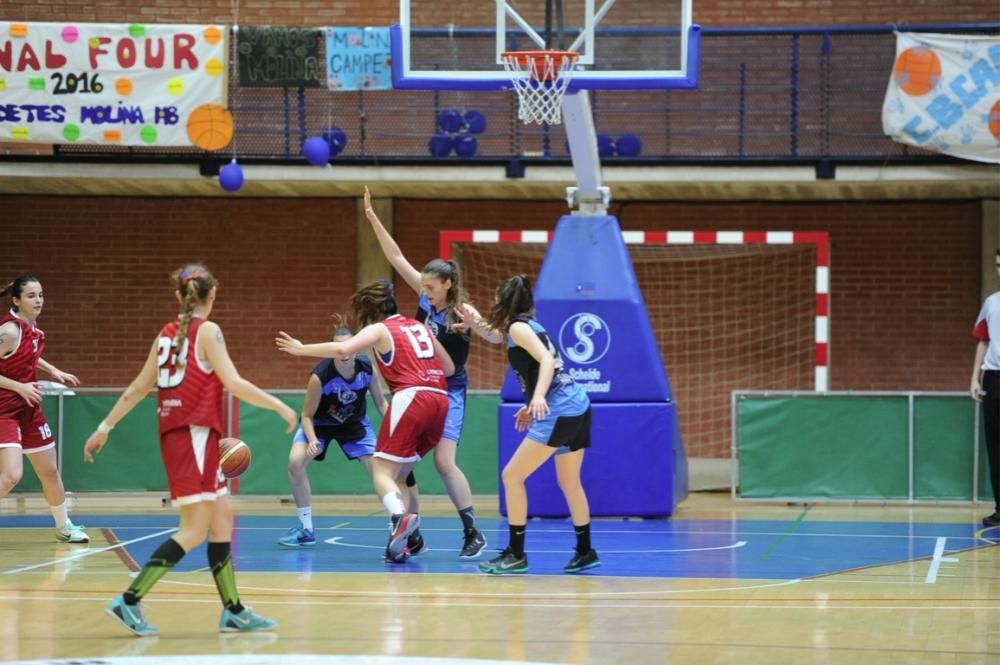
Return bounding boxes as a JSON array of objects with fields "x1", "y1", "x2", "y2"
[
  {"x1": 586, "y1": 132, "x2": 643, "y2": 159},
  {"x1": 302, "y1": 128, "x2": 349, "y2": 166},
  {"x1": 428, "y1": 108, "x2": 487, "y2": 158}
]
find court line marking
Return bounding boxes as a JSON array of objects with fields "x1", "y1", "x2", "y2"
[
  {"x1": 758, "y1": 504, "x2": 811, "y2": 561},
  {"x1": 323, "y1": 535, "x2": 749, "y2": 554},
  {"x1": 2, "y1": 527, "x2": 177, "y2": 575},
  {"x1": 100, "y1": 527, "x2": 141, "y2": 572},
  {"x1": 924, "y1": 537, "x2": 960, "y2": 584},
  {"x1": 158, "y1": 576, "x2": 803, "y2": 598},
  {"x1": 0, "y1": 522, "x2": 992, "y2": 542},
  {"x1": 1, "y1": 592, "x2": 997, "y2": 612}
]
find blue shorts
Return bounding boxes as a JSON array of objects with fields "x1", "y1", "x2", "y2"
[
  {"x1": 292, "y1": 421, "x2": 376, "y2": 461},
  {"x1": 442, "y1": 386, "x2": 466, "y2": 443}
]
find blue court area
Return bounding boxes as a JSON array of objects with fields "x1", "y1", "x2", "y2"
[{"x1": 2, "y1": 513, "x2": 997, "y2": 579}]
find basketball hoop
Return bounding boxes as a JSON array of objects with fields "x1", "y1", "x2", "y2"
[{"x1": 501, "y1": 50, "x2": 579, "y2": 125}]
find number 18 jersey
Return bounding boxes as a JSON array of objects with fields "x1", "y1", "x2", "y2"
[{"x1": 376, "y1": 315, "x2": 447, "y2": 393}]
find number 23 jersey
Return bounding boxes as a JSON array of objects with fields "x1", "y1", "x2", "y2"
[
  {"x1": 156, "y1": 317, "x2": 225, "y2": 436},
  {"x1": 376, "y1": 315, "x2": 447, "y2": 393}
]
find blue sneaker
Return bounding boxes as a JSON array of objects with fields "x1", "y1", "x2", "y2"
[
  {"x1": 277, "y1": 525, "x2": 315, "y2": 548},
  {"x1": 220, "y1": 606, "x2": 278, "y2": 633},
  {"x1": 106, "y1": 594, "x2": 158, "y2": 636}
]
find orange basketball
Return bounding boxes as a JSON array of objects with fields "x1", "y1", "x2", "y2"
[
  {"x1": 186, "y1": 104, "x2": 233, "y2": 151},
  {"x1": 989, "y1": 100, "x2": 1000, "y2": 141},
  {"x1": 219, "y1": 437, "x2": 251, "y2": 479},
  {"x1": 893, "y1": 47, "x2": 942, "y2": 96}
]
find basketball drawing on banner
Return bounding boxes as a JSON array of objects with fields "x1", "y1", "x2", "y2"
[
  {"x1": 325, "y1": 27, "x2": 392, "y2": 91},
  {"x1": 0, "y1": 21, "x2": 228, "y2": 147},
  {"x1": 882, "y1": 32, "x2": 1000, "y2": 164}
]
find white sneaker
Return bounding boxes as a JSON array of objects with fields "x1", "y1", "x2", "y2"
[{"x1": 56, "y1": 519, "x2": 90, "y2": 543}]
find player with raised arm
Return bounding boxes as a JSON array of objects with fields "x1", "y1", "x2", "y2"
[
  {"x1": 363, "y1": 186, "x2": 493, "y2": 559},
  {"x1": 277, "y1": 280, "x2": 454, "y2": 562}
]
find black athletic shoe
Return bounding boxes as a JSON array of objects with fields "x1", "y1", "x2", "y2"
[
  {"x1": 460, "y1": 528, "x2": 487, "y2": 559},
  {"x1": 386, "y1": 512, "x2": 419, "y2": 560},
  {"x1": 982, "y1": 511, "x2": 1000, "y2": 527},
  {"x1": 563, "y1": 549, "x2": 601, "y2": 574},
  {"x1": 478, "y1": 547, "x2": 528, "y2": 575},
  {"x1": 407, "y1": 531, "x2": 428, "y2": 556}
]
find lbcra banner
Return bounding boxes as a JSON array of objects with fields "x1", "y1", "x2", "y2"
[
  {"x1": 0, "y1": 22, "x2": 229, "y2": 148},
  {"x1": 882, "y1": 32, "x2": 1000, "y2": 164}
]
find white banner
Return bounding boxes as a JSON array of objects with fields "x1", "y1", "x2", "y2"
[
  {"x1": 0, "y1": 21, "x2": 228, "y2": 148},
  {"x1": 882, "y1": 32, "x2": 1000, "y2": 164}
]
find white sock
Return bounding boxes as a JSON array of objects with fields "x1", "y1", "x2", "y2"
[
  {"x1": 297, "y1": 506, "x2": 313, "y2": 532},
  {"x1": 51, "y1": 501, "x2": 68, "y2": 530},
  {"x1": 381, "y1": 491, "x2": 406, "y2": 517}
]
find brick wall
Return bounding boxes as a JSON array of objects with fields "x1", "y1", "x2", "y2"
[
  {"x1": 1, "y1": 196, "x2": 358, "y2": 388},
  {"x1": 2, "y1": 196, "x2": 982, "y2": 393},
  {"x1": 0, "y1": 0, "x2": 993, "y2": 27}
]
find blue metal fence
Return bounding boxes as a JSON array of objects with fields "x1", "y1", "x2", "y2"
[{"x1": 45, "y1": 22, "x2": 1000, "y2": 169}]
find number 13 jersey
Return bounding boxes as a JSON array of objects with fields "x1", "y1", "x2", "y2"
[{"x1": 376, "y1": 315, "x2": 447, "y2": 393}]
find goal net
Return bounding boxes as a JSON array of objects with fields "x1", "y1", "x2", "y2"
[{"x1": 455, "y1": 240, "x2": 818, "y2": 458}]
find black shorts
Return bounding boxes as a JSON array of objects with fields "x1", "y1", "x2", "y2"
[{"x1": 546, "y1": 406, "x2": 592, "y2": 453}]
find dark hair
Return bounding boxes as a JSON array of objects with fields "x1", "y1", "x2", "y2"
[
  {"x1": 331, "y1": 313, "x2": 353, "y2": 340},
  {"x1": 484, "y1": 274, "x2": 534, "y2": 332},
  {"x1": 422, "y1": 258, "x2": 465, "y2": 328},
  {"x1": 170, "y1": 264, "x2": 218, "y2": 369},
  {"x1": 350, "y1": 280, "x2": 399, "y2": 328},
  {"x1": 1, "y1": 275, "x2": 41, "y2": 313}
]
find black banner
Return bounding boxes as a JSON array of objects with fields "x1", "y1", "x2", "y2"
[{"x1": 236, "y1": 26, "x2": 323, "y2": 88}]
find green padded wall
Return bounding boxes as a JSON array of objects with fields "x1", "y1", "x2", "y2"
[{"x1": 737, "y1": 394, "x2": 990, "y2": 502}]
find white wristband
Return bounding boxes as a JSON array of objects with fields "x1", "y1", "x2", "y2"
[{"x1": 97, "y1": 420, "x2": 113, "y2": 435}]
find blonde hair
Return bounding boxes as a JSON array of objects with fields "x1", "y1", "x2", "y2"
[{"x1": 170, "y1": 263, "x2": 217, "y2": 369}]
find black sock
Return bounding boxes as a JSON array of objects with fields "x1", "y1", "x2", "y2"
[
  {"x1": 459, "y1": 506, "x2": 477, "y2": 532},
  {"x1": 508, "y1": 524, "x2": 526, "y2": 558},
  {"x1": 574, "y1": 523, "x2": 592, "y2": 554},
  {"x1": 208, "y1": 542, "x2": 244, "y2": 614},
  {"x1": 124, "y1": 537, "x2": 186, "y2": 604}
]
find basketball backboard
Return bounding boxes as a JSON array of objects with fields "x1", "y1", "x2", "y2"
[{"x1": 391, "y1": 0, "x2": 700, "y2": 91}]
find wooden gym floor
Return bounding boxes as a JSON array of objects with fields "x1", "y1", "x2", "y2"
[{"x1": 1, "y1": 492, "x2": 998, "y2": 665}]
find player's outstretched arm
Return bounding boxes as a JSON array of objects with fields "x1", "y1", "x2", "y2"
[
  {"x1": 276, "y1": 325, "x2": 383, "y2": 359},
  {"x1": 363, "y1": 186, "x2": 423, "y2": 294},
  {"x1": 202, "y1": 321, "x2": 296, "y2": 432}
]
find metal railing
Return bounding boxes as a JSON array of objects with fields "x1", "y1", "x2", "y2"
[{"x1": 7, "y1": 22, "x2": 996, "y2": 172}]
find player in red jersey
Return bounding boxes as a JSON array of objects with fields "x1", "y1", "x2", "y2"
[
  {"x1": 0, "y1": 275, "x2": 87, "y2": 544},
  {"x1": 83, "y1": 264, "x2": 297, "y2": 637},
  {"x1": 276, "y1": 280, "x2": 455, "y2": 562}
]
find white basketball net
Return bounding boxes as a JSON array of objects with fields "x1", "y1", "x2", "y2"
[{"x1": 502, "y1": 51, "x2": 579, "y2": 125}]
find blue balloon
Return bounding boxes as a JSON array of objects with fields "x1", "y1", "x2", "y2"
[
  {"x1": 454, "y1": 134, "x2": 478, "y2": 158},
  {"x1": 463, "y1": 109, "x2": 487, "y2": 134},
  {"x1": 322, "y1": 127, "x2": 347, "y2": 157},
  {"x1": 437, "y1": 109, "x2": 465, "y2": 133},
  {"x1": 302, "y1": 136, "x2": 330, "y2": 166},
  {"x1": 597, "y1": 133, "x2": 616, "y2": 158},
  {"x1": 219, "y1": 160, "x2": 244, "y2": 192},
  {"x1": 428, "y1": 133, "x2": 454, "y2": 157},
  {"x1": 616, "y1": 132, "x2": 642, "y2": 157}
]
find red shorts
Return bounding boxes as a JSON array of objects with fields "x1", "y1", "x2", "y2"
[
  {"x1": 0, "y1": 404, "x2": 54, "y2": 453},
  {"x1": 161, "y1": 425, "x2": 227, "y2": 507},
  {"x1": 375, "y1": 388, "x2": 448, "y2": 463}
]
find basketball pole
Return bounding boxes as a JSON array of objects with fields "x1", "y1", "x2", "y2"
[{"x1": 562, "y1": 91, "x2": 610, "y2": 216}]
